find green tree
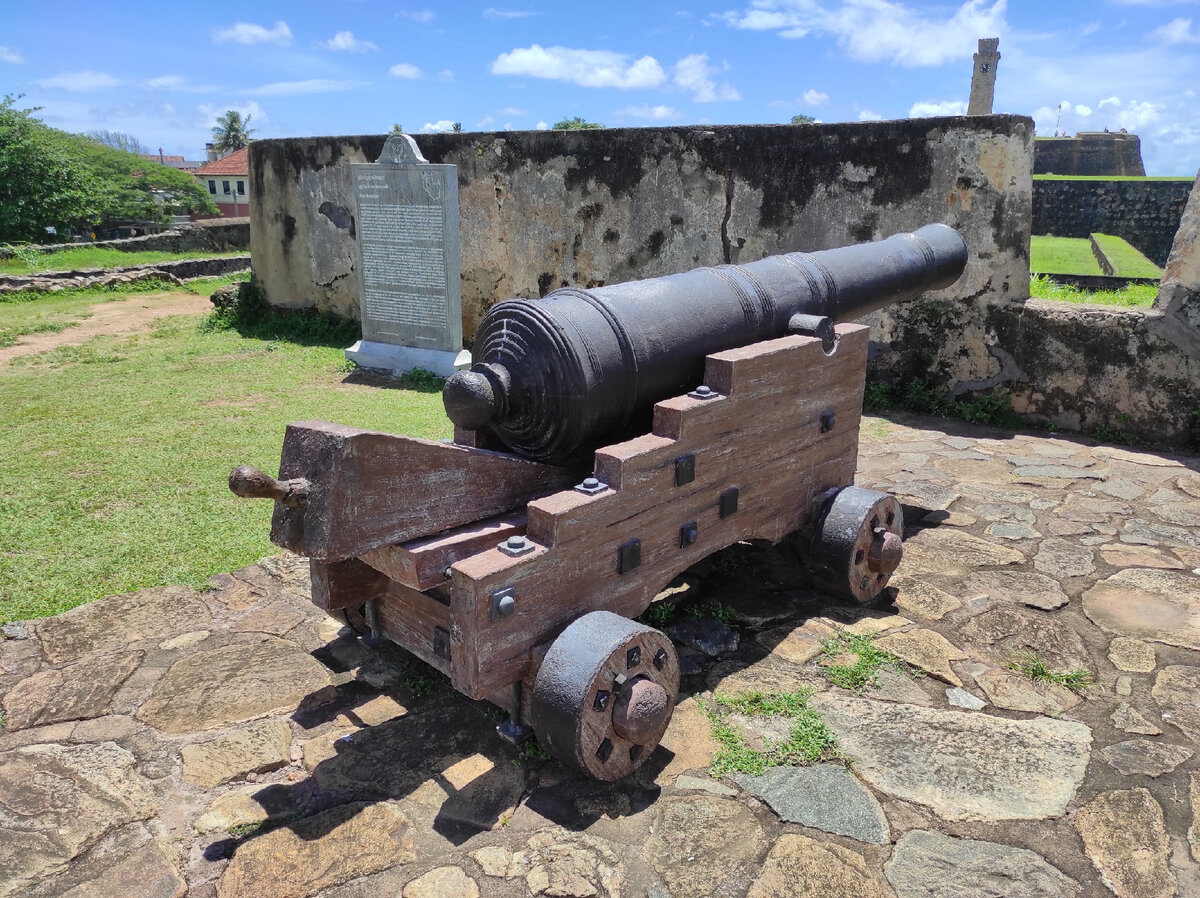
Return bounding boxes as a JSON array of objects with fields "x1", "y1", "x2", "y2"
[
  {"x1": 211, "y1": 109, "x2": 256, "y2": 153},
  {"x1": 390, "y1": 123, "x2": 404, "y2": 134},
  {"x1": 553, "y1": 116, "x2": 603, "y2": 130},
  {"x1": 790, "y1": 114, "x2": 816, "y2": 124},
  {"x1": 86, "y1": 129, "x2": 148, "y2": 155},
  {"x1": 72, "y1": 135, "x2": 216, "y2": 222},
  {"x1": 0, "y1": 95, "x2": 101, "y2": 242},
  {"x1": 451, "y1": 122, "x2": 463, "y2": 132}
]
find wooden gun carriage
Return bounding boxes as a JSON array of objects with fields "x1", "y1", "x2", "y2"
[{"x1": 231, "y1": 224, "x2": 968, "y2": 780}]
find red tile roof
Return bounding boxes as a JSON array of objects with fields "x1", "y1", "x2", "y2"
[{"x1": 194, "y1": 147, "x2": 249, "y2": 176}]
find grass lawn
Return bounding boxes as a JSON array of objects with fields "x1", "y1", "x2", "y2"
[
  {"x1": 1090, "y1": 233, "x2": 1162, "y2": 279},
  {"x1": 1030, "y1": 236, "x2": 1102, "y2": 275},
  {"x1": 1029, "y1": 274, "x2": 1157, "y2": 308},
  {"x1": 0, "y1": 246, "x2": 248, "y2": 275},
  {"x1": 0, "y1": 275, "x2": 246, "y2": 349},
  {"x1": 0, "y1": 286, "x2": 450, "y2": 623}
]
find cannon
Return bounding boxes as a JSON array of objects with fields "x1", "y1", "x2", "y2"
[{"x1": 231, "y1": 223, "x2": 968, "y2": 780}]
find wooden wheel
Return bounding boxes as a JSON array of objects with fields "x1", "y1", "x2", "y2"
[
  {"x1": 529, "y1": 611, "x2": 679, "y2": 781},
  {"x1": 809, "y1": 486, "x2": 904, "y2": 604}
]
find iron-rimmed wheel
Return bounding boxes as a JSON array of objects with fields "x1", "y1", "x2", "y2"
[
  {"x1": 529, "y1": 611, "x2": 679, "y2": 781},
  {"x1": 810, "y1": 486, "x2": 904, "y2": 604}
]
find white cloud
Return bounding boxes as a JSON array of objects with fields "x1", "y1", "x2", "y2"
[
  {"x1": 320, "y1": 31, "x2": 379, "y2": 52},
  {"x1": 500, "y1": 106, "x2": 527, "y2": 116},
  {"x1": 1075, "y1": 104, "x2": 1092, "y2": 117},
  {"x1": 437, "y1": 69, "x2": 455, "y2": 82},
  {"x1": 484, "y1": 7, "x2": 535, "y2": 19},
  {"x1": 1099, "y1": 96, "x2": 1122, "y2": 108},
  {"x1": 535, "y1": 120, "x2": 549, "y2": 130},
  {"x1": 246, "y1": 79, "x2": 365, "y2": 96},
  {"x1": 859, "y1": 109, "x2": 883, "y2": 121},
  {"x1": 212, "y1": 21, "x2": 293, "y2": 46},
  {"x1": 477, "y1": 115, "x2": 496, "y2": 128},
  {"x1": 397, "y1": 9, "x2": 435, "y2": 23},
  {"x1": 672, "y1": 54, "x2": 740, "y2": 102},
  {"x1": 802, "y1": 88, "x2": 829, "y2": 106},
  {"x1": 198, "y1": 101, "x2": 265, "y2": 129},
  {"x1": 1151, "y1": 17, "x2": 1200, "y2": 44},
  {"x1": 615, "y1": 104, "x2": 683, "y2": 120},
  {"x1": 35, "y1": 71, "x2": 121, "y2": 91},
  {"x1": 491, "y1": 44, "x2": 667, "y2": 89},
  {"x1": 420, "y1": 120, "x2": 458, "y2": 132},
  {"x1": 145, "y1": 75, "x2": 184, "y2": 89},
  {"x1": 909, "y1": 99, "x2": 967, "y2": 117},
  {"x1": 0, "y1": 46, "x2": 23, "y2": 64},
  {"x1": 388, "y1": 63, "x2": 423, "y2": 79},
  {"x1": 720, "y1": 0, "x2": 1008, "y2": 67}
]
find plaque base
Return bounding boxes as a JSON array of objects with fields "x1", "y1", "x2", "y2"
[{"x1": 344, "y1": 341, "x2": 471, "y2": 377}]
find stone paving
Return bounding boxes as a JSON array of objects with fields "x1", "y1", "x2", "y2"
[{"x1": 2, "y1": 414, "x2": 1199, "y2": 898}]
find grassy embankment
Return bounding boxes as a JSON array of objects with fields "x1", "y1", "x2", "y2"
[
  {"x1": 0, "y1": 245, "x2": 247, "y2": 276},
  {"x1": 0, "y1": 278, "x2": 447, "y2": 623},
  {"x1": 1029, "y1": 235, "x2": 1158, "y2": 308}
]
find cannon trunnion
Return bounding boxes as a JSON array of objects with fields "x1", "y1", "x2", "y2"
[{"x1": 231, "y1": 225, "x2": 967, "y2": 780}]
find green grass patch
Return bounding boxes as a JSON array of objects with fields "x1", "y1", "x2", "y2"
[
  {"x1": 820, "y1": 631, "x2": 915, "y2": 692},
  {"x1": 1029, "y1": 274, "x2": 1157, "y2": 308},
  {"x1": 1030, "y1": 236, "x2": 1102, "y2": 276},
  {"x1": 1090, "y1": 234, "x2": 1162, "y2": 279},
  {"x1": 1008, "y1": 652, "x2": 1094, "y2": 692},
  {"x1": 0, "y1": 245, "x2": 247, "y2": 275},
  {"x1": 0, "y1": 280, "x2": 450, "y2": 623},
  {"x1": 706, "y1": 688, "x2": 840, "y2": 776}
]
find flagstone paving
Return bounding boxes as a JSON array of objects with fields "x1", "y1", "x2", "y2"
[{"x1": 2, "y1": 414, "x2": 1199, "y2": 897}]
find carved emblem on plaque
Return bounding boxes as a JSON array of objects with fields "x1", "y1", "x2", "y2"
[{"x1": 423, "y1": 171, "x2": 443, "y2": 202}]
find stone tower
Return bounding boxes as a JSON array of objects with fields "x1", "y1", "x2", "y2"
[{"x1": 967, "y1": 38, "x2": 1000, "y2": 115}]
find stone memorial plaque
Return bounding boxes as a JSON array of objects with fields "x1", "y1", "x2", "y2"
[{"x1": 345, "y1": 134, "x2": 469, "y2": 375}]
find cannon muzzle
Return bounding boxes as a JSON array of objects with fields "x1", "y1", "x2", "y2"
[{"x1": 445, "y1": 223, "x2": 967, "y2": 462}]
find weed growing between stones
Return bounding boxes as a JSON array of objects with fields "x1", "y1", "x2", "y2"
[
  {"x1": 820, "y1": 631, "x2": 915, "y2": 692},
  {"x1": 515, "y1": 738, "x2": 552, "y2": 765},
  {"x1": 690, "y1": 602, "x2": 735, "y2": 624},
  {"x1": 638, "y1": 600, "x2": 676, "y2": 628},
  {"x1": 862, "y1": 379, "x2": 1021, "y2": 430},
  {"x1": 705, "y1": 688, "x2": 840, "y2": 777},
  {"x1": 1008, "y1": 652, "x2": 1095, "y2": 692}
]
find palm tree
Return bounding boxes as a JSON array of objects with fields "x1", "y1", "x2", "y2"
[{"x1": 211, "y1": 110, "x2": 256, "y2": 154}]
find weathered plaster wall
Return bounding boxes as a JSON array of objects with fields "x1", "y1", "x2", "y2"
[
  {"x1": 248, "y1": 116, "x2": 1032, "y2": 341},
  {"x1": 1034, "y1": 134, "x2": 1145, "y2": 176},
  {"x1": 1032, "y1": 177, "x2": 1193, "y2": 266}
]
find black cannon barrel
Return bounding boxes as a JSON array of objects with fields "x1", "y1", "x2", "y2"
[{"x1": 444, "y1": 223, "x2": 967, "y2": 462}]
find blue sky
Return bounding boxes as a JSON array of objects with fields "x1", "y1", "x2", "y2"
[{"x1": 2, "y1": 1, "x2": 1198, "y2": 174}]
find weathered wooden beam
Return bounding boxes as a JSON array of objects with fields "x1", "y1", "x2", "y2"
[
  {"x1": 268, "y1": 422, "x2": 577, "y2": 561},
  {"x1": 359, "y1": 511, "x2": 527, "y2": 591}
]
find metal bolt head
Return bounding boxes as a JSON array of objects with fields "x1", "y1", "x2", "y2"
[
  {"x1": 653, "y1": 648, "x2": 668, "y2": 670},
  {"x1": 613, "y1": 673, "x2": 628, "y2": 689},
  {"x1": 506, "y1": 535, "x2": 526, "y2": 550},
  {"x1": 497, "y1": 594, "x2": 516, "y2": 618},
  {"x1": 596, "y1": 738, "x2": 614, "y2": 762},
  {"x1": 627, "y1": 646, "x2": 642, "y2": 669},
  {"x1": 593, "y1": 689, "x2": 612, "y2": 712},
  {"x1": 629, "y1": 744, "x2": 644, "y2": 762},
  {"x1": 688, "y1": 384, "x2": 719, "y2": 400},
  {"x1": 583, "y1": 476, "x2": 600, "y2": 489}
]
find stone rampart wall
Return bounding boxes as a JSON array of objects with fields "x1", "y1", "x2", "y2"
[
  {"x1": 0, "y1": 220, "x2": 250, "y2": 259},
  {"x1": 1032, "y1": 178, "x2": 1193, "y2": 266},
  {"x1": 1033, "y1": 134, "x2": 1145, "y2": 176},
  {"x1": 248, "y1": 116, "x2": 1032, "y2": 342}
]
